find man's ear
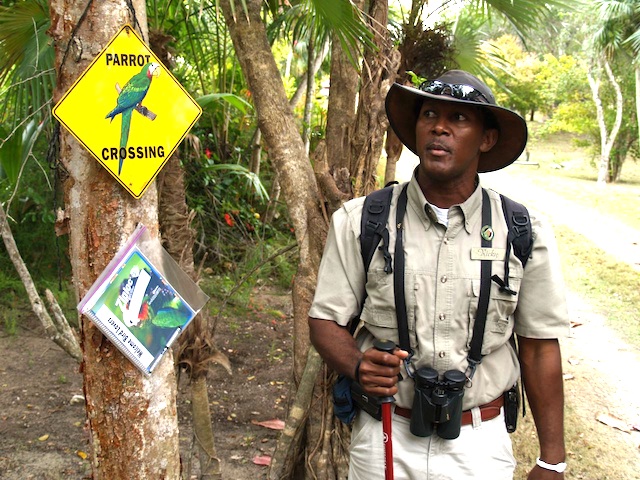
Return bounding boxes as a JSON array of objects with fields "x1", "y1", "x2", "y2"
[{"x1": 480, "y1": 128, "x2": 499, "y2": 153}]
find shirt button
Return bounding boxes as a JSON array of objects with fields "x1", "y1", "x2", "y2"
[
  {"x1": 440, "y1": 275, "x2": 447, "y2": 283},
  {"x1": 444, "y1": 238, "x2": 449, "y2": 244},
  {"x1": 439, "y1": 351, "x2": 446, "y2": 358},
  {"x1": 439, "y1": 313, "x2": 446, "y2": 321}
]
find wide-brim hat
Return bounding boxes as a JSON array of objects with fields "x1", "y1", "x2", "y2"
[{"x1": 385, "y1": 70, "x2": 528, "y2": 172}]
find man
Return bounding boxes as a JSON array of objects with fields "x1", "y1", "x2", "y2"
[{"x1": 309, "y1": 70, "x2": 569, "y2": 479}]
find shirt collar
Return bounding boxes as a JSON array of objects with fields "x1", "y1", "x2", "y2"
[{"x1": 407, "y1": 170, "x2": 483, "y2": 234}]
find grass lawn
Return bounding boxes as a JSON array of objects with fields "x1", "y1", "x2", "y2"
[{"x1": 513, "y1": 128, "x2": 640, "y2": 231}]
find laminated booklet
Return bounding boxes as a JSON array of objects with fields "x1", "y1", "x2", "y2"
[{"x1": 78, "y1": 224, "x2": 209, "y2": 375}]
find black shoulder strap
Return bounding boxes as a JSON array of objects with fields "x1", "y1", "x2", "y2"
[
  {"x1": 467, "y1": 189, "x2": 493, "y2": 376},
  {"x1": 500, "y1": 194, "x2": 533, "y2": 268},
  {"x1": 393, "y1": 185, "x2": 411, "y2": 353},
  {"x1": 491, "y1": 194, "x2": 533, "y2": 296},
  {"x1": 347, "y1": 185, "x2": 396, "y2": 336},
  {"x1": 360, "y1": 185, "x2": 395, "y2": 275}
]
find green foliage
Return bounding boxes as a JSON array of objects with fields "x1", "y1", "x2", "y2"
[
  {"x1": 0, "y1": 119, "x2": 45, "y2": 184},
  {"x1": 266, "y1": 0, "x2": 374, "y2": 69},
  {"x1": 0, "y1": 271, "x2": 23, "y2": 335},
  {"x1": 181, "y1": 137, "x2": 294, "y2": 271},
  {"x1": 0, "y1": 0, "x2": 54, "y2": 130}
]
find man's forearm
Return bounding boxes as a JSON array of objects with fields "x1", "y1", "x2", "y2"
[
  {"x1": 309, "y1": 317, "x2": 362, "y2": 380},
  {"x1": 518, "y1": 336, "x2": 566, "y2": 463}
]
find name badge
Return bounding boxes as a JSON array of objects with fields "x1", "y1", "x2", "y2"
[{"x1": 471, "y1": 247, "x2": 506, "y2": 261}]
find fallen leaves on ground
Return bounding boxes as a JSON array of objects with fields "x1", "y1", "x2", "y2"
[
  {"x1": 252, "y1": 455, "x2": 271, "y2": 466},
  {"x1": 251, "y1": 418, "x2": 285, "y2": 430},
  {"x1": 597, "y1": 413, "x2": 631, "y2": 432}
]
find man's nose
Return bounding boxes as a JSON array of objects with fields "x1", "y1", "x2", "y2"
[{"x1": 431, "y1": 119, "x2": 449, "y2": 135}]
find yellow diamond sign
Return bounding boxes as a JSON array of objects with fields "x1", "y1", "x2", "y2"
[{"x1": 53, "y1": 25, "x2": 202, "y2": 199}]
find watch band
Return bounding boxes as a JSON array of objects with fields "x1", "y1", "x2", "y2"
[{"x1": 536, "y1": 457, "x2": 567, "y2": 473}]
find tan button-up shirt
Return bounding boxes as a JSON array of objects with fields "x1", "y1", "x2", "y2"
[{"x1": 309, "y1": 174, "x2": 570, "y2": 410}]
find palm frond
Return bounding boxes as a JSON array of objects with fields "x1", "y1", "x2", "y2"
[{"x1": 0, "y1": 0, "x2": 54, "y2": 130}]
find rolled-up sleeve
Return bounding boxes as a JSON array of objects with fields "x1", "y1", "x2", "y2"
[{"x1": 308, "y1": 199, "x2": 367, "y2": 326}]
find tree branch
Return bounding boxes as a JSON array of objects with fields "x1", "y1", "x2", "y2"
[{"x1": 0, "y1": 201, "x2": 81, "y2": 361}]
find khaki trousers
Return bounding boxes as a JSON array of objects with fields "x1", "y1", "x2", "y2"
[{"x1": 348, "y1": 408, "x2": 516, "y2": 480}]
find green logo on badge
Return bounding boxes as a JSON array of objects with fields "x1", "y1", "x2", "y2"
[{"x1": 481, "y1": 225, "x2": 494, "y2": 241}]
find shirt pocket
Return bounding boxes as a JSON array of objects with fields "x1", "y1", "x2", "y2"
[
  {"x1": 467, "y1": 275, "x2": 521, "y2": 356},
  {"x1": 361, "y1": 268, "x2": 416, "y2": 347}
]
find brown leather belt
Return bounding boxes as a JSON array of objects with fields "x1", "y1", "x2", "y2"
[{"x1": 394, "y1": 396, "x2": 504, "y2": 426}]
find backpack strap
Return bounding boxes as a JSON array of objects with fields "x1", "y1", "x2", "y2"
[
  {"x1": 466, "y1": 189, "x2": 493, "y2": 378},
  {"x1": 347, "y1": 185, "x2": 396, "y2": 336},
  {"x1": 491, "y1": 194, "x2": 533, "y2": 295},
  {"x1": 392, "y1": 185, "x2": 411, "y2": 354},
  {"x1": 360, "y1": 185, "x2": 395, "y2": 275}
]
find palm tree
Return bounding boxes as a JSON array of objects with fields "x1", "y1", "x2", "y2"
[{"x1": 0, "y1": 0, "x2": 55, "y2": 198}]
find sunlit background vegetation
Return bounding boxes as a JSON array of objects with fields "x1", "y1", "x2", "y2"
[{"x1": 0, "y1": 1, "x2": 638, "y2": 345}]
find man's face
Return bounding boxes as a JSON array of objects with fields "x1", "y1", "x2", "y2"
[{"x1": 415, "y1": 99, "x2": 497, "y2": 184}]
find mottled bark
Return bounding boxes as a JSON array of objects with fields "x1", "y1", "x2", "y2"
[
  {"x1": 384, "y1": 128, "x2": 403, "y2": 185},
  {"x1": 219, "y1": 1, "x2": 331, "y2": 478},
  {"x1": 325, "y1": 33, "x2": 358, "y2": 173},
  {"x1": 350, "y1": 0, "x2": 400, "y2": 196},
  {"x1": 48, "y1": 1, "x2": 180, "y2": 477},
  {"x1": 218, "y1": 0, "x2": 326, "y2": 383}
]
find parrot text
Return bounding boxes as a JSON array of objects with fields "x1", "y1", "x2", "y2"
[
  {"x1": 101, "y1": 146, "x2": 166, "y2": 161},
  {"x1": 106, "y1": 53, "x2": 153, "y2": 67}
]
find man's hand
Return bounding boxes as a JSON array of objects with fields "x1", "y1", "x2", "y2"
[{"x1": 358, "y1": 346, "x2": 409, "y2": 397}]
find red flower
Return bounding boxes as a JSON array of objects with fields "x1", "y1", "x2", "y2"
[
  {"x1": 224, "y1": 213, "x2": 235, "y2": 227},
  {"x1": 205, "y1": 148, "x2": 212, "y2": 159}
]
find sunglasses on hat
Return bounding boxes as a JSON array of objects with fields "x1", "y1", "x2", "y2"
[{"x1": 419, "y1": 80, "x2": 490, "y2": 104}]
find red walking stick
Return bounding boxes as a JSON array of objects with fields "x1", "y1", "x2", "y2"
[{"x1": 374, "y1": 340, "x2": 397, "y2": 480}]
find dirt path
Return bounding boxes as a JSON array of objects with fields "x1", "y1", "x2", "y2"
[
  {"x1": 481, "y1": 168, "x2": 640, "y2": 476},
  {"x1": 482, "y1": 169, "x2": 640, "y2": 271}
]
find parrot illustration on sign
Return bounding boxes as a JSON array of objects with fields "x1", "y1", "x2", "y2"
[{"x1": 105, "y1": 62, "x2": 161, "y2": 174}]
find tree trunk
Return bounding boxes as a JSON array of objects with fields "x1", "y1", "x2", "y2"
[
  {"x1": 350, "y1": 0, "x2": 400, "y2": 197},
  {"x1": 303, "y1": 32, "x2": 316, "y2": 153},
  {"x1": 49, "y1": 2, "x2": 180, "y2": 478},
  {"x1": 219, "y1": 2, "x2": 337, "y2": 479},
  {"x1": 218, "y1": 0, "x2": 326, "y2": 382},
  {"x1": 325, "y1": 31, "x2": 359, "y2": 173},
  {"x1": 588, "y1": 59, "x2": 623, "y2": 185},
  {"x1": 383, "y1": 127, "x2": 403, "y2": 185}
]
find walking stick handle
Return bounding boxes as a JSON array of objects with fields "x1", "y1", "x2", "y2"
[{"x1": 373, "y1": 339, "x2": 397, "y2": 404}]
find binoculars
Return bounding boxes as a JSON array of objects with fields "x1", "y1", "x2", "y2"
[{"x1": 410, "y1": 367, "x2": 466, "y2": 439}]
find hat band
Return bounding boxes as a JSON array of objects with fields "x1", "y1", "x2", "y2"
[{"x1": 419, "y1": 80, "x2": 490, "y2": 104}]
